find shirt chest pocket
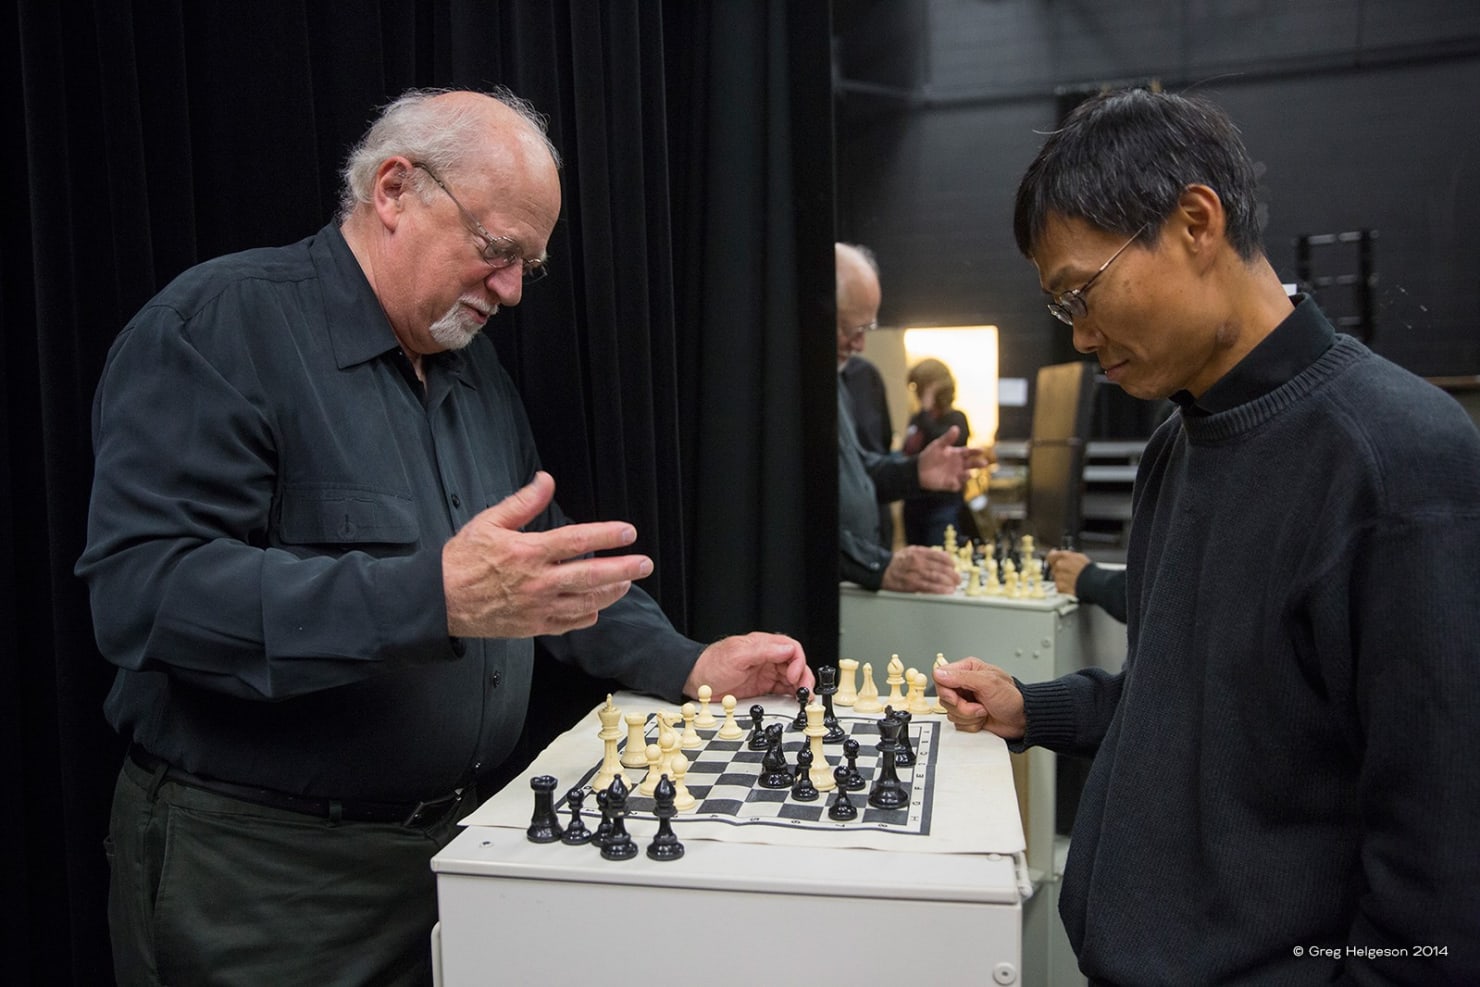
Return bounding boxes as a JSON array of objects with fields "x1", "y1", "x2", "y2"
[{"x1": 274, "y1": 486, "x2": 419, "y2": 547}]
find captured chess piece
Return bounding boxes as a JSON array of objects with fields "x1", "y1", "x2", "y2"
[
  {"x1": 747, "y1": 703, "x2": 769, "y2": 751},
  {"x1": 526, "y1": 775, "x2": 564, "y2": 843},
  {"x1": 828, "y1": 765, "x2": 858, "y2": 821},
  {"x1": 560, "y1": 786, "x2": 593, "y2": 845},
  {"x1": 792, "y1": 747, "x2": 819, "y2": 801},
  {"x1": 646, "y1": 776, "x2": 685, "y2": 861},
  {"x1": 600, "y1": 777, "x2": 638, "y2": 860}
]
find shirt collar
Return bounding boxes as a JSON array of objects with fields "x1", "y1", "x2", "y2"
[
  {"x1": 1171, "y1": 294, "x2": 1334, "y2": 415},
  {"x1": 311, "y1": 223, "x2": 469, "y2": 382}
]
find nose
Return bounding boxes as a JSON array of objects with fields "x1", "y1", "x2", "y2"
[
  {"x1": 1071, "y1": 317, "x2": 1102, "y2": 355},
  {"x1": 485, "y1": 264, "x2": 524, "y2": 306}
]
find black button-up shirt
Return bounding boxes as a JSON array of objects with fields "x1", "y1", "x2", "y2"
[{"x1": 78, "y1": 224, "x2": 700, "y2": 801}]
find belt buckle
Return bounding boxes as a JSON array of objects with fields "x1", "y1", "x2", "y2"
[{"x1": 403, "y1": 787, "x2": 464, "y2": 827}]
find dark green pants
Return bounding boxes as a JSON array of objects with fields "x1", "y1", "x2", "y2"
[{"x1": 107, "y1": 754, "x2": 475, "y2": 987}]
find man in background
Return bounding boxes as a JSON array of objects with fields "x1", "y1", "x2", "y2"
[
  {"x1": 78, "y1": 87, "x2": 811, "y2": 986},
  {"x1": 836, "y1": 241, "x2": 987, "y2": 593}
]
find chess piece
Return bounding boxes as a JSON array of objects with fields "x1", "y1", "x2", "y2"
[
  {"x1": 620, "y1": 711, "x2": 648, "y2": 769},
  {"x1": 592, "y1": 788, "x2": 613, "y2": 848},
  {"x1": 716, "y1": 695, "x2": 744, "y2": 740},
  {"x1": 886, "y1": 654, "x2": 906, "y2": 705},
  {"x1": 669, "y1": 753, "x2": 697, "y2": 811},
  {"x1": 747, "y1": 703, "x2": 769, "y2": 751},
  {"x1": 639, "y1": 742, "x2": 664, "y2": 796},
  {"x1": 560, "y1": 786, "x2": 593, "y2": 845},
  {"x1": 680, "y1": 702, "x2": 703, "y2": 749},
  {"x1": 758, "y1": 723, "x2": 791, "y2": 789},
  {"x1": 815, "y1": 665, "x2": 846, "y2": 743},
  {"x1": 790, "y1": 686, "x2": 811, "y2": 730},
  {"x1": 836, "y1": 657, "x2": 859, "y2": 707},
  {"x1": 695, "y1": 685, "x2": 717, "y2": 728},
  {"x1": 600, "y1": 777, "x2": 638, "y2": 860},
  {"x1": 983, "y1": 556, "x2": 1002, "y2": 595},
  {"x1": 867, "y1": 714, "x2": 909, "y2": 810},
  {"x1": 894, "y1": 708, "x2": 916, "y2": 768},
  {"x1": 908, "y1": 669, "x2": 932, "y2": 716},
  {"x1": 791, "y1": 747, "x2": 819, "y2": 801},
  {"x1": 594, "y1": 696, "x2": 632, "y2": 790},
  {"x1": 803, "y1": 703, "x2": 836, "y2": 792},
  {"x1": 526, "y1": 775, "x2": 564, "y2": 843},
  {"x1": 841, "y1": 736, "x2": 866, "y2": 791},
  {"x1": 828, "y1": 765, "x2": 858, "y2": 821},
  {"x1": 853, "y1": 661, "x2": 883, "y2": 713},
  {"x1": 659, "y1": 719, "x2": 683, "y2": 781},
  {"x1": 931, "y1": 655, "x2": 949, "y2": 714},
  {"x1": 646, "y1": 776, "x2": 685, "y2": 861}
]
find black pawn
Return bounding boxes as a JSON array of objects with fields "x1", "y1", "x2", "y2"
[
  {"x1": 841, "y1": 737, "x2": 866, "y2": 791},
  {"x1": 867, "y1": 714, "x2": 909, "y2": 810},
  {"x1": 526, "y1": 775, "x2": 564, "y2": 843},
  {"x1": 600, "y1": 777, "x2": 638, "y2": 860},
  {"x1": 816, "y1": 665, "x2": 846, "y2": 743},
  {"x1": 828, "y1": 765, "x2": 858, "y2": 820},
  {"x1": 758, "y1": 723, "x2": 791, "y2": 789},
  {"x1": 560, "y1": 786, "x2": 592, "y2": 845},
  {"x1": 747, "y1": 703, "x2": 769, "y2": 751},
  {"x1": 646, "y1": 775, "x2": 685, "y2": 861},
  {"x1": 592, "y1": 788, "x2": 613, "y2": 847},
  {"x1": 791, "y1": 747, "x2": 819, "y2": 801},
  {"x1": 791, "y1": 686, "x2": 811, "y2": 730},
  {"x1": 894, "y1": 709, "x2": 916, "y2": 768}
]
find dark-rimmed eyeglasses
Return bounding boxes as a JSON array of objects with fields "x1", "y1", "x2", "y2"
[
  {"x1": 411, "y1": 162, "x2": 548, "y2": 283},
  {"x1": 1045, "y1": 224, "x2": 1148, "y2": 326}
]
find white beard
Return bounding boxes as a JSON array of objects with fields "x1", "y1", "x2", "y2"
[{"x1": 428, "y1": 296, "x2": 497, "y2": 350}]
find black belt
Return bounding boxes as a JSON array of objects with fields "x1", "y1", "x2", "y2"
[{"x1": 128, "y1": 746, "x2": 466, "y2": 827}]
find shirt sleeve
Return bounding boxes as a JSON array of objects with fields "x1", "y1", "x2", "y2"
[
  {"x1": 1010, "y1": 667, "x2": 1125, "y2": 759},
  {"x1": 1074, "y1": 564, "x2": 1128, "y2": 623}
]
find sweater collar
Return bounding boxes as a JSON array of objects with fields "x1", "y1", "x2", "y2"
[{"x1": 1171, "y1": 295, "x2": 1334, "y2": 416}]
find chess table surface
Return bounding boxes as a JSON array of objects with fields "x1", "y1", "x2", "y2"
[{"x1": 462, "y1": 691, "x2": 1024, "y2": 855}]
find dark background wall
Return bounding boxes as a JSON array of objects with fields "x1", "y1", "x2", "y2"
[{"x1": 834, "y1": 0, "x2": 1480, "y2": 439}]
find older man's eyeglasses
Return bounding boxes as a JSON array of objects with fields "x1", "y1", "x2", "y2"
[
  {"x1": 841, "y1": 320, "x2": 879, "y2": 343},
  {"x1": 1045, "y1": 224, "x2": 1148, "y2": 326},
  {"x1": 411, "y1": 163, "x2": 548, "y2": 283}
]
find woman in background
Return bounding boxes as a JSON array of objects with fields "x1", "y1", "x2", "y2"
[{"x1": 902, "y1": 358, "x2": 970, "y2": 547}]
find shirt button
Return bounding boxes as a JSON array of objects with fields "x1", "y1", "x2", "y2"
[
  {"x1": 450, "y1": 493, "x2": 462, "y2": 509},
  {"x1": 449, "y1": 637, "x2": 467, "y2": 657},
  {"x1": 490, "y1": 671, "x2": 502, "y2": 688}
]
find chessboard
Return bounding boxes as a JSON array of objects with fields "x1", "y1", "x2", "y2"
[
  {"x1": 464, "y1": 690, "x2": 1024, "y2": 855},
  {"x1": 571, "y1": 708, "x2": 938, "y2": 835}
]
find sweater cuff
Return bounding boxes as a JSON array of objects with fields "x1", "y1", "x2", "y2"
[{"x1": 1011, "y1": 677, "x2": 1080, "y2": 752}]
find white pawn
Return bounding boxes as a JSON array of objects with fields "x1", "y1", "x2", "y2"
[
  {"x1": 621, "y1": 711, "x2": 649, "y2": 769},
  {"x1": 670, "y1": 754, "x2": 697, "y2": 812},
  {"x1": 639, "y1": 742, "x2": 664, "y2": 796},
  {"x1": 694, "y1": 685, "x2": 717, "y2": 728},
  {"x1": 908, "y1": 669, "x2": 932, "y2": 716},
  {"x1": 931, "y1": 654, "x2": 949, "y2": 714},
  {"x1": 854, "y1": 661, "x2": 883, "y2": 713},
  {"x1": 836, "y1": 658, "x2": 859, "y2": 707},
  {"x1": 680, "y1": 702, "x2": 703, "y2": 749},
  {"x1": 716, "y1": 694, "x2": 744, "y2": 740}
]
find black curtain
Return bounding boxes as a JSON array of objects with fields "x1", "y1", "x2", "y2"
[{"x1": 5, "y1": 1, "x2": 836, "y2": 982}]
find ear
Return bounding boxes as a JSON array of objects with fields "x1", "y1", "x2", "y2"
[
  {"x1": 1170, "y1": 184, "x2": 1227, "y2": 264},
  {"x1": 370, "y1": 156, "x2": 417, "y2": 231}
]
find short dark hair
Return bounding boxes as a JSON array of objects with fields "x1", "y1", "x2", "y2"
[{"x1": 1013, "y1": 88, "x2": 1263, "y2": 261}]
